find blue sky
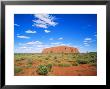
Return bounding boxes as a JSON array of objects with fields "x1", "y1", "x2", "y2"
[{"x1": 14, "y1": 14, "x2": 97, "y2": 53}]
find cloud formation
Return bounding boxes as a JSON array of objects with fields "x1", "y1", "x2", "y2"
[
  {"x1": 83, "y1": 37, "x2": 92, "y2": 46},
  {"x1": 25, "y1": 30, "x2": 36, "y2": 33},
  {"x1": 84, "y1": 38, "x2": 92, "y2": 41},
  {"x1": 58, "y1": 37, "x2": 63, "y2": 40},
  {"x1": 26, "y1": 41, "x2": 42, "y2": 45},
  {"x1": 32, "y1": 14, "x2": 58, "y2": 28},
  {"x1": 51, "y1": 42, "x2": 62, "y2": 45},
  {"x1": 49, "y1": 38, "x2": 53, "y2": 40},
  {"x1": 17, "y1": 35, "x2": 30, "y2": 39},
  {"x1": 44, "y1": 30, "x2": 51, "y2": 33},
  {"x1": 14, "y1": 24, "x2": 20, "y2": 26}
]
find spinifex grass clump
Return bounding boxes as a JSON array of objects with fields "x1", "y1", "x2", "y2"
[
  {"x1": 28, "y1": 59, "x2": 33, "y2": 65},
  {"x1": 14, "y1": 66, "x2": 23, "y2": 74},
  {"x1": 46, "y1": 64, "x2": 52, "y2": 72},
  {"x1": 76, "y1": 59, "x2": 89, "y2": 64},
  {"x1": 71, "y1": 62, "x2": 79, "y2": 66},
  {"x1": 37, "y1": 65, "x2": 48, "y2": 75},
  {"x1": 90, "y1": 62, "x2": 97, "y2": 66},
  {"x1": 58, "y1": 63, "x2": 71, "y2": 67},
  {"x1": 45, "y1": 57, "x2": 49, "y2": 60}
]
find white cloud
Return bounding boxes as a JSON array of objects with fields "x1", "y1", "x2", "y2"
[
  {"x1": 44, "y1": 30, "x2": 51, "y2": 33},
  {"x1": 33, "y1": 14, "x2": 58, "y2": 28},
  {"x1": 25, "y1": 30, "x2": 36, "y2": 33},
  {"x1": 83, "y1": 40, "x2": 88, "y2": 42},
  {"x1": 84, "y1": 44, "x2": 90, "y2": 46},
  {"x1": 84, "y1": 43, "x2": 88, "y2": 45},
  {"x1": 49, "y1": 38, "x2": 53, "y2": 40},
  {"x1": 84, "y1": 38, "x2": 92, "y2": 41},
  {"x1": 15, "y1": 44, "x2": 52, "y2": 53},
  {"x1": 33, "y1": 24, "x2": 47, "y2": 28},
  {"x1": 15, "y1": 40, "x2": 75, "y2": 53},
  {"x1": 26, "y1": 41, "x2": 42, "y2": 45},
  {"x1": 20, "y1": 46, "x2": 27, "y2": 49},
  {"x1": 83, "y1": 37, "x2": 92, "y2": 46},
  {"x1": 15, "y1": 42, "x2": 76, "y2": 53},
  {"x1": 18, "y1": 43, "x2": 24, "y2": 46},
  {"x1": 60, "y1": 44, "x2": 66, "y2": 46},
  {"x1": 17, "y1": 34, "x2": 20, "y2": 35},
  {"x1": 58, "y1": 37, "x2": 63, "y2": 40},
  {"x1": 18, "y1": 41, "x2": 43, "y2": 46},
  {"x1": 15, "y1": 46, "x2": 34, "y2": 53},
  {"x1": 17, "y1": 35, "x2": 30, "y2": 39},
  {"x1": 51, "y1": 42, "x2": 62, "y2": 45},
  {"x1": 14, "y1": 24, "x2": 20, "y2": 26}
]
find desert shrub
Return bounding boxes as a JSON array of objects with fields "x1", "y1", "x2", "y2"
[
  {"x1": 37, "y1": 65, "x2": 48, "y2": 75},
  {"x1": 14, "y1": 66, "x2": 22, "y2": 74},
  {"x1": 45, "y1": 57, "x2": 49, "y2": 60},
  {"x1": 58, "y1": 63, "x2": 71, "y2": 67},
  {"x1": 46, "y1": 64, "x2": 52, "y2": 72},
  {"x1": 15, "y1": 57, "x2": 25, "y2": 61},
  {"x1": 54, "y1": 56, "x2": 57, "y2": 60},
  {"x1": 55, "y1": 59, "x2": 61, "y2": 63},
  {"x1": 88, "y1": 52, "x2": 97, "y2": 59},
  {"x1": 90, "y1": 62, "x2": 97, "y2": 66},
  {"x1": 27, "y1": 59, "x2": 33, "y2": 66},
  {"x1": 71, "y1": 62, "x2": 79, "y2": 66},
  {"x1": 67, "y1": 54, "x2": 74, "y2": 60},
  {"x1": 76, "y1": 59, "x2": 88, "y2": 64},
  {"x1": 48, "y1": 55, "x2": 51, "y2": 58},
  {"x1": 26, "y1": 63, "x2": 32, "y2": 68},
  {"x1": 89, "y1": 58, "x2": 97, "y2": 63}
]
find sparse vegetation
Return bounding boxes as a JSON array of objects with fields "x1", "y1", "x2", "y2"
[
  {"x1": 46, "y1": 64, "x2": 52, "y2": 72},
  {"x1": 90, "y1": 62, "x2": 97, "y2": 66},
  {"x1": 14, "y1": 52, "x2": 97, "y2": 76},
  {"x1": 71, "y1": 62, "x2": 79, "y2": 66},
  {"x1": 76, "y1": 59, "x2": 89, "y2": 64},
  {"x1": 14, "y1": 66, "x2": 23, "y2": 74},
  {"x1": 58, "y1": 63, "x2": 71, "y2": 67}
]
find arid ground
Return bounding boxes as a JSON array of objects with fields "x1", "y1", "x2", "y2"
[{"x1": 14, "y1": 53, "x2": 97, "y2": 76}]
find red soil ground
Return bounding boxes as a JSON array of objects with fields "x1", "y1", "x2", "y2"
[{"x1": 15, "y1": 64, "x2": 96, "y2": 76}]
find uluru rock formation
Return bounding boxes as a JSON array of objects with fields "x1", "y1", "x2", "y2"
[{"x1": 42, "y1": 46, "x2": 79, "y2": 53}]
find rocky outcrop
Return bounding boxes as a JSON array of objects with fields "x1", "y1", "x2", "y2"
[{"x1": 42, "y1": 46, "x2": 79, "y2": 53}]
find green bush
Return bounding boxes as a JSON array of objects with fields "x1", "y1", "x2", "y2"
[
  {"x1": 45, "y1": 57, "x2": 49, "y2": 60},
  {"x1": 76, "y1": 59, "x2": 88, "y2": 64},
  {"x1": 14, "y1": 66, "x2": 22, "y2": 74},
  {"x1": 89, "y1": 58, "x2": 97, "y2": 63},
  {"x1": 71, "y1": 62, "x2": 79, "y2": 66},
  {"x1": 54, "y1": 56, "x2": 57, "y2": 60},
  {"x1": 26, "y1": 63, "x2": 32, "y2": 68},
  {"x1": 58, "y1": 63, "x2": 71, "y2": 67},
  {"x1": 37, "y1": 65, "x2": 48, "y2": 75},
  {"x1": 46, "y1": 64, "x2": 52, "y2": 72},
  {"x1": 28, "y1": 59, "x2": 33, "y2": 64},
  {"x1": 90, "y1": 62, "x2": 97, "y2": 66}
]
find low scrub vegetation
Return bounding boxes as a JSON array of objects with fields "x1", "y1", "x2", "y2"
[
  {"x1": 58, "y1": 63, "x2": 71, "y2": 67},
  {"x1": 14, "y1": 66, "x2": 23, "y2": 74},
  {"x1": 76, "y1": 59, "x2": 89, "y2": 64},
  {"x1": 46, "y1": 64, "x2": 52, "y2": 72},
  {"x1": 14, "y1": 52, "x2": 97, "y2": 75}
]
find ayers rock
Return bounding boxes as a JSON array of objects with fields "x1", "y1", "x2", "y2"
[{"x1": 42, "y1": 46, "x2": 79, "y2": 53}]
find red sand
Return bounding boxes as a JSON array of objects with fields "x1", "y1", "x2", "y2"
[
  {"x1": 15, "y1": 64, "x2": 96, "y2": 76},
  {"x1": 51, "y1": 64, "x2": 96, "y2": 76}
]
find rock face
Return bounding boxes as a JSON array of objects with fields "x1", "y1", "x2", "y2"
[{"x1": 42, "y1": 46, "x2": 79, "y2": 53}]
